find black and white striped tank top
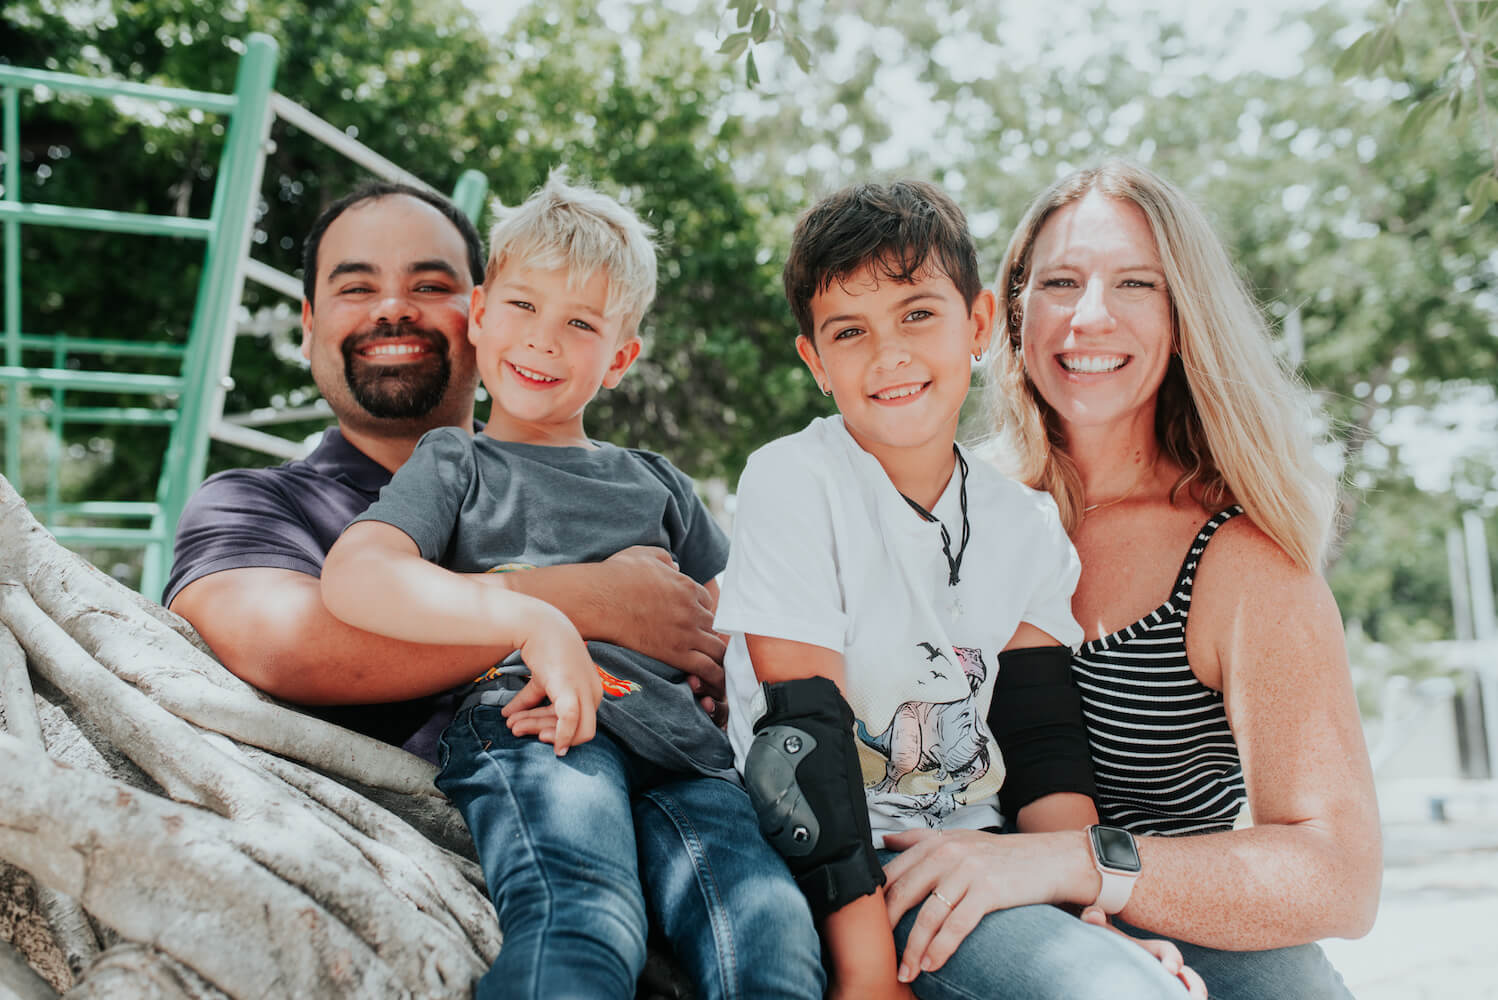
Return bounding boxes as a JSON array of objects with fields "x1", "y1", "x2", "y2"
[{"x1": 1072, "y1": 506, "x2": 1246, "y2": 837}]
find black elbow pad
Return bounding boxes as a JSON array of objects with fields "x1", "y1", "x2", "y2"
[
  {"x1": 744, "y1": 676, "x2": 884, "y2": 919},
  {"x1": 989, "y1": 645, "x2": 1097, "y2": 819}
]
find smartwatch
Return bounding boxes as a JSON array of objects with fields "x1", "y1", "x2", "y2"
[{"x1": 1086, "y1": 824, "x2": 1141, "y2": 914}]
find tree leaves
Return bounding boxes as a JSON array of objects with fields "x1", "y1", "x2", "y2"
[
  {"x1": 1460, "y1": 171, "x2": 1498, "y2": 222},
  {"x1": 1339, "y1": 0, "x2": 1498, "y2": 225},
  {"x1": 718, "y1": 31, "x2": 750, "y2": 58},
  {"x1": 751, "y1": 7, "x2": 771, "y2": 43},
  {"x1": 1399, "y1": 96, "x2": 1447, "y2": 143},
  {"x1": 1334, "y1": 23, "x2": 1405, "y2": 80},
  {"x1": 717, "y1": 1, "x2": 809, "y2": 87},
  {"x1": 786, "y1": 33, "x2": 812, "y2": 73}
]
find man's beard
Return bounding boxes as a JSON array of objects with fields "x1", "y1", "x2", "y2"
[{"x1": 341, "y1": 323, "x2": 453, "y2": 419}]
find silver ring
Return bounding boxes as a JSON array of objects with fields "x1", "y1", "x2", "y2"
[{"x1": 931, "y1": 889, "x2": 956, "y2": 909}]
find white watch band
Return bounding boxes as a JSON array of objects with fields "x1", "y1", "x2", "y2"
[
  {"x1": 1093, "y1": 866, "x2": 1137, "y2": 914},
  {"x1": 1087, "y1": 825, "x2": 1140, "y2": 915}
]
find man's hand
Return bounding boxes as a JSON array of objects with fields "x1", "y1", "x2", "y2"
[{"x1": 592, "y1": 546, "x2": 727, "y2": 705}]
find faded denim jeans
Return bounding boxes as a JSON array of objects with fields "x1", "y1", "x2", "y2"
[{"x1": 438, "y1": 705, "x2": 824, "y2": 1000}]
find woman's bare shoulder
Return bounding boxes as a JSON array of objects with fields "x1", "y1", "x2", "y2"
[
  {"x1": 1200, "y1": 511, "x2": 1334, "y2": 607},
  {"x1": 1185, "y1": 510, "x2": 1342, "y2": 689}
]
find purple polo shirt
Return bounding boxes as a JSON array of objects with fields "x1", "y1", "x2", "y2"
[{"x1": 165, "y1": 426, "x2": 464, "y2": 760}]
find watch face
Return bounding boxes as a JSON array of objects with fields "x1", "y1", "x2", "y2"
[{"x1": 1091, "y1": 825, "x2": 1142, "y2": 873}]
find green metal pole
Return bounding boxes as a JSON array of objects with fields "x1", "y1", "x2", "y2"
[
  {"x1": 46, "y1": 337, "x2": 63, "y2": 515},
  {"x1": 3, "y1": 86, "x2": 21, "y2": 493},
  {"x1": 451, "y1": 169, "x2": 490, "y2": 224},
  {"x1": 0, "y1": 201, "x2": 216, "y2": 237},
  {"x1": 151, "y1": 33, "x2": 279, "y2": 597},
  {"x1": 0, "y1": 66, "x2": 238, "y2": 115}
]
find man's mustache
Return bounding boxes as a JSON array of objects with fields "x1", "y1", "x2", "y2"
[{"x1": 341, "y1": 323, "x2": 449, "y2": 363}]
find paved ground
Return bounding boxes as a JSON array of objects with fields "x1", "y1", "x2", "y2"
[{"x1": 1320, "y1": 778, "x2": 1498, "y2": 999}]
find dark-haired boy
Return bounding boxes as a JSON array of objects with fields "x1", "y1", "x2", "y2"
[{"x1": 716, "y1": 180, "x2": 1192, "y2": 1000}]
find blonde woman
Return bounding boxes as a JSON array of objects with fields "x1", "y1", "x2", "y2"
[{"x1": 880, "y1": 161, "x2": 1379, "y2": 999}]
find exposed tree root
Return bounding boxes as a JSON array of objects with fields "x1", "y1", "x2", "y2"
[
  {"x1": 0, "y1": 475, "x2": 697, "y2": 1000},
  {"x1": 0, "y1": 477, "x2": 491, "y2": 998}
]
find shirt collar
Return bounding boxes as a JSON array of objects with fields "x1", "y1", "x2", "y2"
[
  {"x1": 302, "y1": 426, "x2": 394, "y2": 496},
  {"x1": 301, "y1": 420, "x2": 485, "y2": 496}
]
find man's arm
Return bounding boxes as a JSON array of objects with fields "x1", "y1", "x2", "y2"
[{"x1": 170, "y1": 544, "x2": 725, "y2": 706}]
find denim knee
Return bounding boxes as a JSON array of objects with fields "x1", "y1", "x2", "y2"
[
  {"x1": 636, "y1": 780, "x2": 823, "y2": 1000},
  {"x1": 896, "y1": 902, "x2": 1182, "y2": 1000},
  {"x1": 443, "y1": 710, "x2": 651, "y2": 1000}
]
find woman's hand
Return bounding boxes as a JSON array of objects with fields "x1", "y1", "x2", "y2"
[
  {"x1": 881, "y1": 828, "x2": 1085, "y2": 979},
  {"x1": 1080, "y1": 907, "x2": 1207, "y2": 998}
]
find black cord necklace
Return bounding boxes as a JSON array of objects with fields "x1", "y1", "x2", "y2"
[{"x1": 899, "y1": 445, "x2": 970, "y2": 587}]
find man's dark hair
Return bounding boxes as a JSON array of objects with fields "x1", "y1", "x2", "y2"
[
  {"x1": 301, "y1": 181, "x2": 485, "y2": 307},
  {"x1": 783, "y1": 180, "x2": 983, "y2": 341}
]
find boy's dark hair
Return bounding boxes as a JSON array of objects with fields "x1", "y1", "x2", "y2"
[
  {"x1": 783, "y1": 180, "x2": 983, "y2": 341},
  {"x1": 302, "y1": 181, "x2": 485, "y2": 307}
]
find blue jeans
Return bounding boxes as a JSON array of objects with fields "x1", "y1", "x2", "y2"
[
  {"x1": 437, "y1": 706, "x2": 824, "y2": 1000},
  {"x1": 880, "y1": 850, "x2": 1187, "y2": 1000},
  {"x1": 1113, "y1": 918, "x2": 1354, "y2": 1000}
]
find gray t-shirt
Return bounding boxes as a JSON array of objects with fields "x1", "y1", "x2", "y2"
[{"x1": 355, "y1": 426, "x2": 734, "y2": 779}]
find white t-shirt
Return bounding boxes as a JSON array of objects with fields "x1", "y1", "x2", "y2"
[{"x1": 716, "y1": 416, "x2": 1083, "y2": 844}]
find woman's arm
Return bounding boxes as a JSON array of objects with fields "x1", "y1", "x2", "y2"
[
  {"x1": 885, "y1": 523, "x2": 1380, "y2": 952},
  {"x1": 745, "y1": 635, "x2": 913, "y2": 1000},
  {"x1": 1110, "y1": 524, "x2": 1381, "y2": 946}
]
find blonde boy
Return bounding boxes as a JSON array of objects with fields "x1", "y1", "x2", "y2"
[{"x1": 321, "y1": 172, "x2": 821, "y2": 1000}]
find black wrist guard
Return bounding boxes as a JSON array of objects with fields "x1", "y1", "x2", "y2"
[
  {"x1": 744, "y1": 676, "x2": 884, "y2": 919},
  {"x1": 989, "y1": 645, "x2": 1098, "y2": 819}
]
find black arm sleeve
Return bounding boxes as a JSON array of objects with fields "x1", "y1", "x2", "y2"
[{"x1": 988, "y1": 645, "x2": 1098, "y2": 820}]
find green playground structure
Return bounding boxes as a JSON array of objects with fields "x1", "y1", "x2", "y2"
[{"x1": 0, "y1": 33, "x2": 487, "y2": 599}]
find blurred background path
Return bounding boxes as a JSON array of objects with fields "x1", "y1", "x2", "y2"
[{"x1": 1323, "y1": 778, "x2": 1498, "y2": 999}]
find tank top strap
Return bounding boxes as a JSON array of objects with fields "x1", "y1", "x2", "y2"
[{"x1": 1169, "y1": 505, "x2": 1244, "y2": 612}]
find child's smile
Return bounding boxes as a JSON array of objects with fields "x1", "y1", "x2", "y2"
[
  {"x1": 868, "y1": 380, "x2": 931, "y2": 403},
  {"x1": 797, "y1": 263, "x2": 994, "y2": 498},
  {"x1": 507, "y1": 362, "x2": 562, "y2": 385},
  {"x1": 468, "y1": 264, "x2": 640, "y2": 447}
]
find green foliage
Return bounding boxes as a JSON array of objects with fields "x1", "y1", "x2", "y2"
[
  {"x1": 1331, "y1": 471, "x2": 1463, "y2": 641},
  {"x1": 1340, "y1": 0, "x2": 1498, "y2": 222},
  {"x1": 3, "y1": 0, "x2": 823, "y2": 498},
  {"x1": 8, "y1": 0, "x2": 1497, "y2": 641},
  {"x1": 719, "y1": 1, "x2": 811, "y2": 84}
]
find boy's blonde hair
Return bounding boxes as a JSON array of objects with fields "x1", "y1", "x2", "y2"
[
  {"x1": 984, "y1": 160, "x2": 1338, "y2": 572},
  {"x1": 485, "y1": 168, "x2": 657, "y2": 336}
]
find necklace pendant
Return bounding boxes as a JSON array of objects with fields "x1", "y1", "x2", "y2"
[{"x1": 948, "y1": 589, "x2": 963, "y2": 618}]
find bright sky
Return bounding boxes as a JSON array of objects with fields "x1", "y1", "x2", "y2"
[{"x1": 473, "y1": 0, "x2": 1345, "y2": 71}]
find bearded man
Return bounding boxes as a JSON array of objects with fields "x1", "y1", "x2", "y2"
[{"x1": 166, "y1": 183, "x2": 726, "y2": 759}]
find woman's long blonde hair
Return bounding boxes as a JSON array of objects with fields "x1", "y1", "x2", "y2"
[{"x1": 983, "y1": 161, "x2": 1338, "y2": 571}]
